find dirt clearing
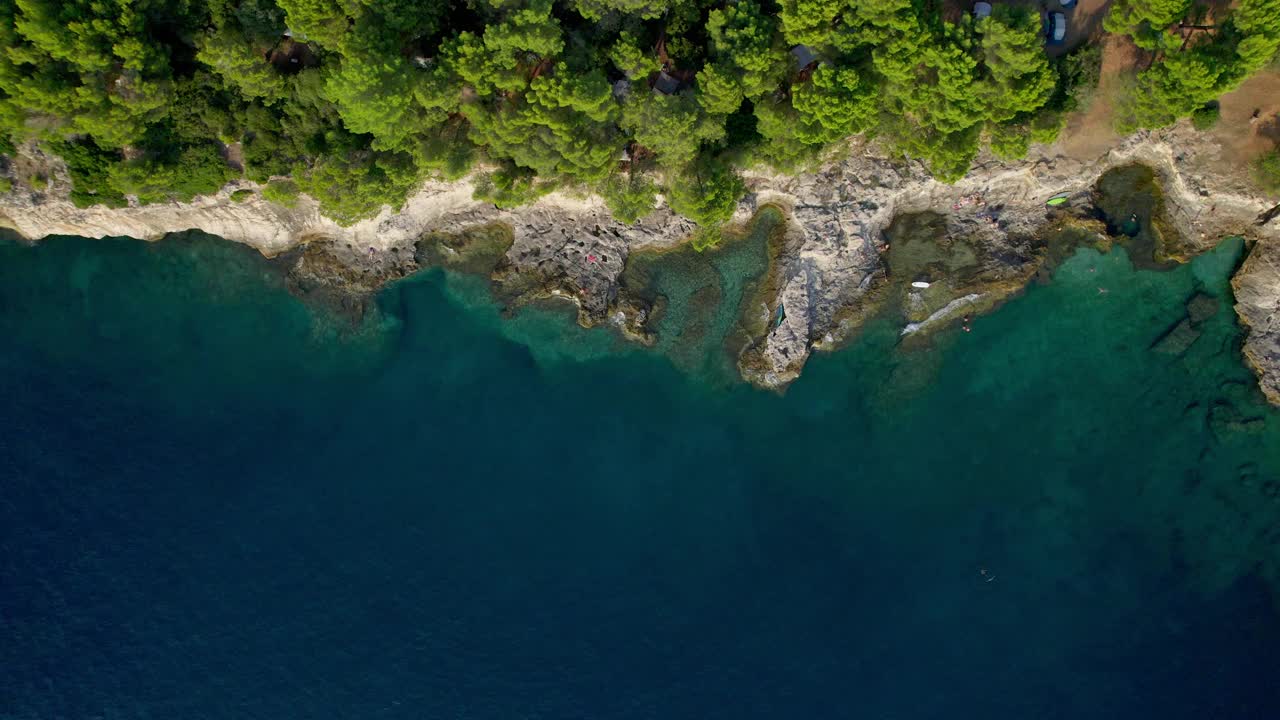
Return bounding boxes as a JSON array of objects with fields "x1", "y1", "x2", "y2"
[
  {"x1": 1210, "y1": 69, "x2": 1280, "y2": 171},
  {"x1": 1057, "y1": 32, "x2": 1139, "y2": 161}
]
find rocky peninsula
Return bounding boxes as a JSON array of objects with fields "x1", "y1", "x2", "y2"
[{"x1": 3, "y1": 124, "x2": 1279, "y2": 401}]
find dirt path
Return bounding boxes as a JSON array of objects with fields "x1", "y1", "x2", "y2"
[{"x1": 1057, "y1": 32, "x2": 1137, "y2": 161}]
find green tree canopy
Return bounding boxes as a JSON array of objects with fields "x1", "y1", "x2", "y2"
[
  {"x1": 0, "y1": 0, "x2": 1270, "y2": 229},
  {"x1": 707, "y1": 0, "x2": 787, "y2": 98},
  {"x1": 664, "y1": 156, "x2": 745, "y2": 229},
  {"x1": 621, "y1": 91, "x2": 723, "y2": 169},
  {"x1": 1103, "y1": 0, "x2": 1190, "y2": 50},
  {"x1": 978, "y1": 7, "x2": 1057, "y2": 124}
]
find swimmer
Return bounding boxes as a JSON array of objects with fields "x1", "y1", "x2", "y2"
[
  {"x1": 980, "y1": 567, "x2": 995, "y2": 582},
  {"x1": 1098, "y1": 287, "x2": 1108, "y2": 294}
]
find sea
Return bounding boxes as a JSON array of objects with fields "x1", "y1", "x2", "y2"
[{"x1": 3, "y1": 217, "x2": 1280, "y2": 718}]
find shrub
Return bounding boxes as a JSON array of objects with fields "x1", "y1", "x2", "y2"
[
  {"x1": 230, "y1": 188, "x2": 255, "y2": 202},
  {"x1": 1029, "y1": 111, "x2": 1067, "y2": 145},
  {"x1": 0, "y1": 177, "x2": 11, "y2": 193},
  {"x1": 262, "y1": 179, "x2": 300, "y2": 208},
  {"x1": 47, "y1": 140, "x2": 128, "y2": 208},
  {"x1": 1048, "y1": 44, "x2": 1102, "y2": 116},
  {"x1": 664, "y1": 157, "x2": 744, "y2": 228},
  {"x1": 472, "y1": 165, "x2": 553, "y2": 209},
  {"x1": 1191, "y1": 102, "x2": 1220, "y2": 131},
  {"x1": 691, "y1": 226, "x2": 723, "y2": 251},
  {"x1": 294, "y1": 152, "x2": 419, "y2": 226},
  {"x1": 989, "y1": 123, "x2": 1031, "y2": 160},
  {"x1": 108, "y1": 143, "x2": 236, "y2": 204},
  {"x1": 1254, "y1": 150, "x2": 1280, "y2": 195},
  {"x1": 600, "y1": 171, "x2": 657, "y2": 224},
  {"x1": 167, "y1": 144, "x2": 239, "y2": 201}
]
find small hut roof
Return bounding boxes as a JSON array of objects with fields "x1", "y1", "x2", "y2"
[
  {"x1": 790, "y1": 45, "x2": 818, "y2": 69},
  {"x1": 653, "y1": 71, "x2": 681, "y2": 96}
]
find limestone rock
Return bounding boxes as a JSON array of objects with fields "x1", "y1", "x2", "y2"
[
  {"x1": 1233, "y1": 239, "x2": 1280, "y2": 404},
  {"x1": 4, "y1": 123, "x2": 1280, "y2": 400}
]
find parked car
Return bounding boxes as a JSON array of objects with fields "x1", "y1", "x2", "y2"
[
  {"x1": 1046, "y1": 12, "x2": 1067, "y2": 44},
  {"x1": 974, "y1": 1, "x2": 992, "y2": 18}
]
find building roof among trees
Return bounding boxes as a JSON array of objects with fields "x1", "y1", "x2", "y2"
[
  {"x1": 790, "y1": 45, "x2": 818, "y2": 70},
  {"x1": 652, "y1": 71, "x2": 681, "y2": 96}
]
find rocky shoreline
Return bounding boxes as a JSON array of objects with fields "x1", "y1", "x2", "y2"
[{"x1": 3, "y1": 125, "x2": 1279, "y2": 400}]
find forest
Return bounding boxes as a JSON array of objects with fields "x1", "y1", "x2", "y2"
[{"x1": 0, "y1": 0, "x2": 1277, "y2": 232}]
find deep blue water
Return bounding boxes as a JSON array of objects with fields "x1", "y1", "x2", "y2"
[{"x1": 3, "y1": 231, "x2": 1280, "y2": 719}]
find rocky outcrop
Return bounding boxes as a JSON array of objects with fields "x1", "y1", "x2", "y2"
[
  {"x1": 3, "y1": 124, "x2": 1280, "y2": 399},
  {"x1": 735, "y1": 126, "x2": 1280, "y2": 392},
  {"x1": 489, "y1": 203, "x2": 694, "y2": 326},
  {"x1": 1234, "y1": 238, "x2": 1280, "y2": 403},
  {"x1": 0, "y1": 145, "x2": 690, "y2": 264}
]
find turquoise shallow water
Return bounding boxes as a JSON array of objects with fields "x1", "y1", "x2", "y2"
[{"x1": 2, "y1": 230, "x2": 1280, "y2": 718}]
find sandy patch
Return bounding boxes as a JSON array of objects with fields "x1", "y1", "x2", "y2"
[{"x1": 1209, "y1": 69, "x2": 1280, "y2": 171}]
